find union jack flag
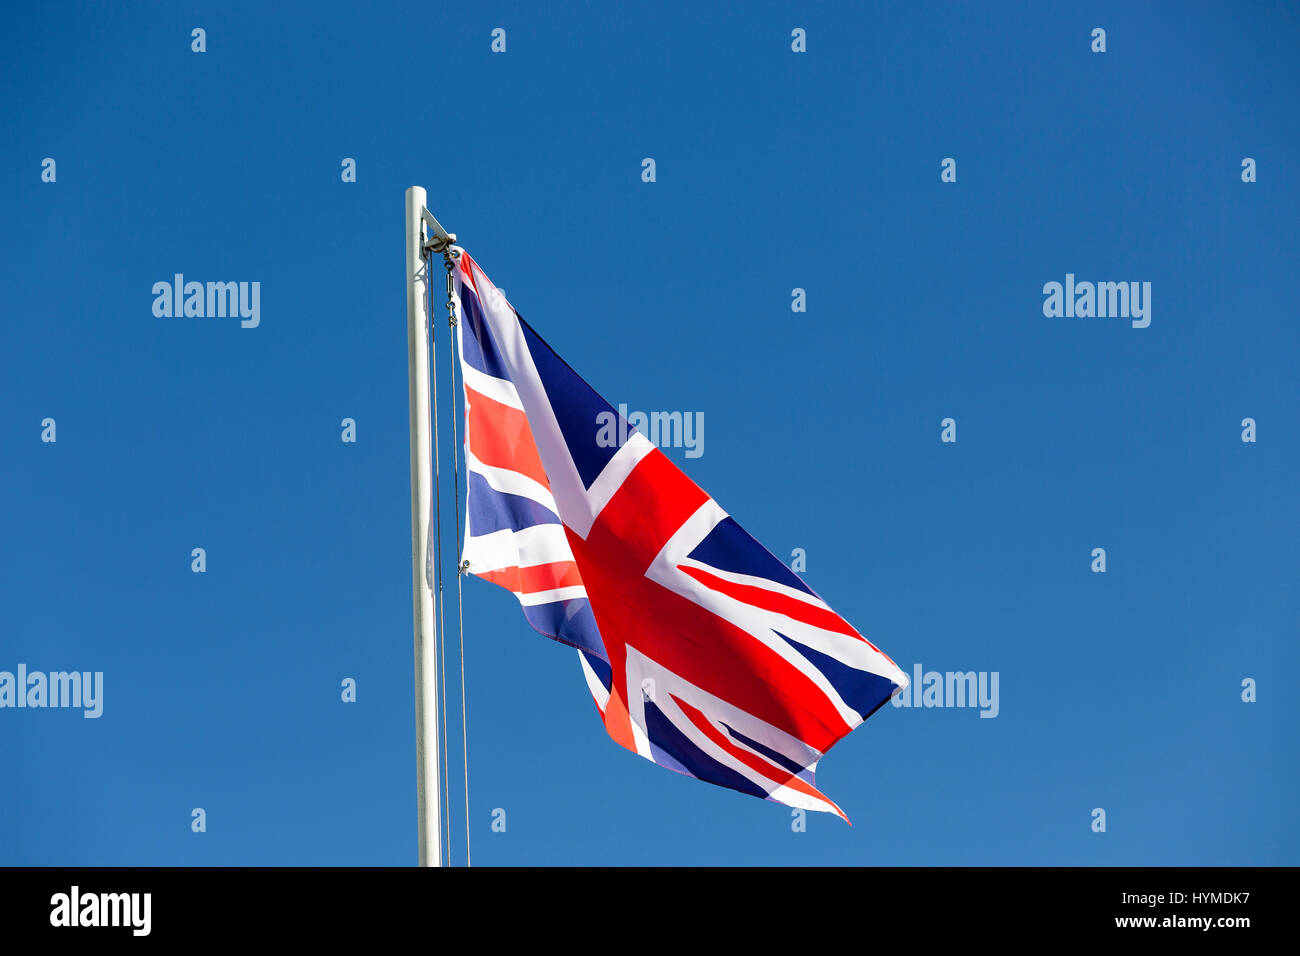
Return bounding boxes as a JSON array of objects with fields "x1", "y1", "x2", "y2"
[{"x1": 453, "y1": 249, "x2": 907, "y2": 820}]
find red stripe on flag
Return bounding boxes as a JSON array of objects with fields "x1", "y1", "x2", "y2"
[
  {"x1": 582, "y1": 449, "x2": 710, "y2": 572},
  {"x1": 458, "y1": 253, "x2": 479, "y2": 294},
  {"x1": 671, "y1": 694, "x2": 848, "y2": 822},
  {"x1": 602, "y1": 686, "x2": 638, "y2": 754},
  {"x1": 476, "y1": 560, "x2": 583, "y2": 595},
  {"x1": 676, "y1": 564, "x2": 868, "y2": 643},
  {"x1": 465, "y1": 385, "x2": 551, "y2": 489}
]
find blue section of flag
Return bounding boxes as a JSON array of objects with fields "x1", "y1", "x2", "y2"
[
  {"x1": 581, "y1": 650, "x2": 612, "y2": 693},
  {"x1": 720, "y1": 722, "x2": 809, "y2": 778},
  {"x1": 687, "y1": 516, "x2": 816, "y2": 597},
  {"x1": 517, "y1": 315, "x2": 622, "y2": 489},
  {"x1": 459, "y1": 285, "x2": 513, "y2": 381},
  {"x1": 774, "y1": 630, "x2": 900, "y2": 720},
  {"x1": 522, "y1": 597, "x2": 605, "y2": 660},
  {"x1": 643, "y1": 701, "x2": 769, "y2": 800},
  {"x1": 466, "y1": 471, "x2": 560, "y2": 537}
]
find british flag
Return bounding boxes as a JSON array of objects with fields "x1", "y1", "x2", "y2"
[{"x1": 453, "y1": 248, "x2": 907, "y2": 820}]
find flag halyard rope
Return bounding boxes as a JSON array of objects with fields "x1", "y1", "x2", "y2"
[
  {"x1": 424, "y1": 246, "x2": 453, "y2": 862},
  {"x1": 443, "y1": 246, "x2": 473, "y2": 868}
]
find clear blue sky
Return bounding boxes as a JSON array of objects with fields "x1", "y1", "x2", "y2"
[{"x1": 2, "y1": 1, "x2": 1296, "y2": 866}]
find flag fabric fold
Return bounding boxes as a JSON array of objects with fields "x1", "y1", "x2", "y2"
[{"x1": 452, "y1": 248, "x2": 907, "y2": 820}]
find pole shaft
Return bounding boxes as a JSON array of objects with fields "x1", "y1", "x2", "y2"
[{"x1": 406, "y1": 186, "x2": 442, "y2": 867}]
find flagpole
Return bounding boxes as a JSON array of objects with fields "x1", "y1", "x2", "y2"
[{"x1": 406, "y1": 185, "x2": 442, "y2": 867}]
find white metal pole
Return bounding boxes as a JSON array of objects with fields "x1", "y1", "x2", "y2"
[{"x1": 406, "y1": 185, "x2": 442, "y2": 867}]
